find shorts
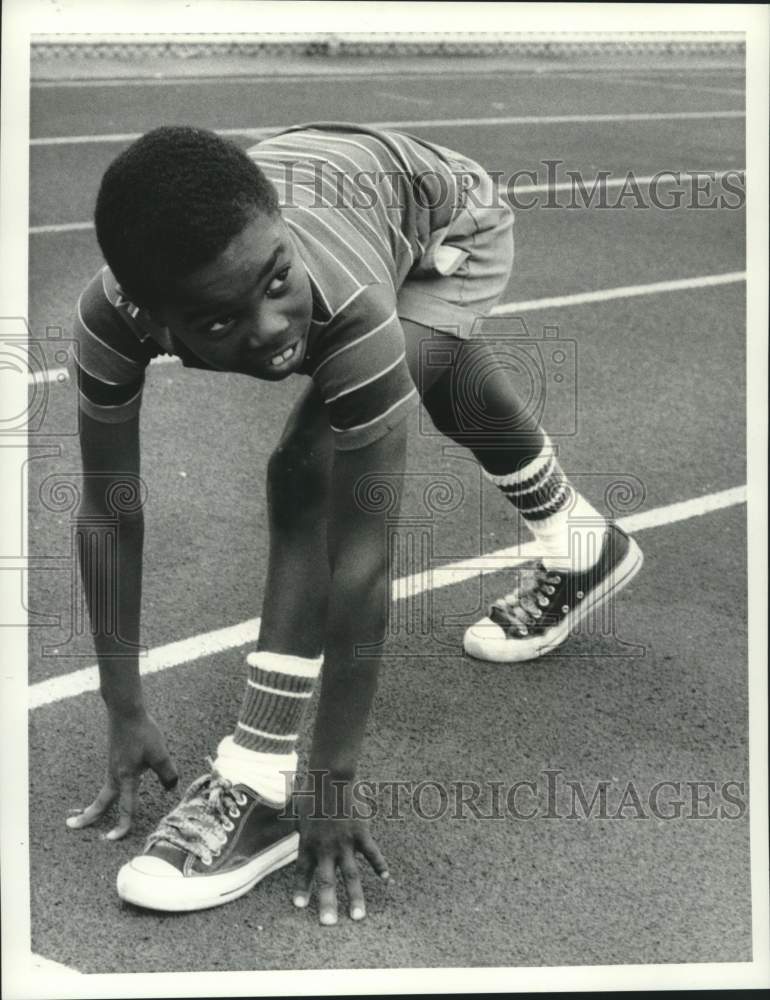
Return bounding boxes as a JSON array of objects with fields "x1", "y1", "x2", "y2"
[{"x1": 397, "y1": 150, "x2": 514, "y2": 340}]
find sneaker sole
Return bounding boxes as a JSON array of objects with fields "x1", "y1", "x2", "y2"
[
  {"x1": 116, "y1": 831, "x2": 299, "y2": 912},
  {"x1": 464, "y1": 535, "x2": 644, "y2": 663}
]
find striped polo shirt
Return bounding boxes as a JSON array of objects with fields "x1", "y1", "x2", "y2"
[{"x1": 74, "y1": 122, "x2": 467, "y2": 450}]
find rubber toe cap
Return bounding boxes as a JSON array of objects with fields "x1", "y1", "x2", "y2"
[
  {"x1": 121, "y1": 855, "x2": 183, "y2": 879},
  {"x1": 464, "y1": 616, "x2": 550, "y2": 663},
  {"x1": 463, "y1": 616, "x2": 507, "y2": 659}
]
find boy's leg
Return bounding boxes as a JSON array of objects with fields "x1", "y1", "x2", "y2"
[
  {"x1": 403, "y1": 320, "x2": 643, "y2": 662},
  {"x1": 404, "y1": 321, "x2": 545, "y2": 464},
  {"x1": 117, "y1": 384, "x2": 334, "y2": 911},
  {"x1": 404, "y1": 321, "x2": 604, "y2": 560},
  {"x1": 217, "y1": 382, "x2": 334, "y2": 799},
  {"x1": 405, "y1": 322, "x2": 596, "y2": 552},
  {"x1": 254, "y1": 381, "x2": 334, "y2": 658}
]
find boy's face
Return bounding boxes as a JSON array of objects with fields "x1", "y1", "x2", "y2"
[{"x1": 158, "y1": 212, "x2": 313, "y2": 381}]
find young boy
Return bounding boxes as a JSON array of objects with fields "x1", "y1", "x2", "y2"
[{"x1": 67, "y1": 122, "x2": 643, "y2": 923}]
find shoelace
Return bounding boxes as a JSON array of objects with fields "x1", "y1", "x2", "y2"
[
  {"x1": 145, "y1": 766, "x2": 248, "y2": 865},
  {"x1": 489, "y1": 562, "x2": 563, "y2": 638}
]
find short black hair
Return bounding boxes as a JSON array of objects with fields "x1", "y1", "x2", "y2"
[{"x1": 94, "y1": 125, "x2": 279, "y2": 308}]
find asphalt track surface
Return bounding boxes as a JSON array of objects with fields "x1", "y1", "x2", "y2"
[{"x1": 26, "y1": 60, "x2": 750, "y2": 974}]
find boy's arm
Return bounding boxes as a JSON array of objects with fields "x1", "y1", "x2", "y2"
[
  {"x1": 67, "y1": 409, "x2": 177, "y2": 840},
  {"x1": 293, "y1": 418, "x2": 407, "y2": 924}
]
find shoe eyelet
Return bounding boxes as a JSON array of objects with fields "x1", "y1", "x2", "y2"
[
  {"x1": 517, "y1": 627, "x2": 528, "y2": 637},
  {"x1": 222, "y1": 818, "x2": 235, "y2": 832},
  {"x1": 533, "y1": 609, "x2": 542, "y2": 619},
  {"x1": 576, "y1": 591, "x2": 584, "y2": 599},
  {"x1": 235, "y1": 792, "x2": 248, "y2": 806},
  {"x1": 537, "y1": 595, "x2": 549, "y2": 607},
  {"x1": 228, "y1": 806, "x2": 241, "y2": 819},
  {"x1": 201, "y1": 852, "x2": 213, "y2": 866},
  {"x1": 561, "y1": 605, "x2": 570, "y2": 613}
]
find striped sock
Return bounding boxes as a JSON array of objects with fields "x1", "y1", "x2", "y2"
[
  {"x1": 235, "y1": 651, "x2": 321, "y2": 753},
  {"x1": 213, "y1": 650, "x2": 323, "y2": 804},
  {"x1": 483, "y1": 435, "x2": 607, "y2": 571}
]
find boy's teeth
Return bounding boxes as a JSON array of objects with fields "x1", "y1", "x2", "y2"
[{"x1": 270, "y1": 345, "x2": 295, "y2": 366}]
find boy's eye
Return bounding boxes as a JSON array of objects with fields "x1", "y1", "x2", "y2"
[
  {"x1": 266, "y1": 266, "x2": 291, "y2": 298},
  {"x1": 205, "y1": 316, "x2": 236, "y2": 337}
]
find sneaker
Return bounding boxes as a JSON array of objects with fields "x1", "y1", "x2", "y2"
[
  {"x1": 116, "y1": 770, "x2": 299, "y2": 912},
  {"x1": 463, "y1": 523, "x2": 643, "y2": 663}
]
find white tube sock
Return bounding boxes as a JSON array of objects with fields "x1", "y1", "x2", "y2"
[
  {"x1": 213, "y1": 735, "x2": 297, "y2": 806},
  {"x1": 531, "y1": 492, "x2": 608, "y2": 572}
]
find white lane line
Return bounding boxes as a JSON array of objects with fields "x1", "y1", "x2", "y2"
[
  {"x1": 30, "y1": 65, "x2": 745, "y2": 89},
  {"x1": 375, "y1": 90, "x2": 434, "y2": 106},
  {"x1": 28, "y1": 169, "x2": 746, "y2": 236},
  {"x1": 30, "y1": 221, "x2": 94, "y2": 235},
  {"x1": 30, "y1": 270, "x2": 747, "y2": 385},
  {"x1": 29, "y1": 353, "x2": 179, "y2": 383},
  {"x1": 617, "y1": 485, "x2": 747, "y2": 534},
  {"x1": 29, "y1": 485, "x2": 746, "y2": 710},
  {"x1": 398, "y1": 485, "x2": 747, "y2": 598},
  {"x1": 28, "y1": 71, "x2": 508, "y2": 89},
  {"x1": 491, "y1": 271, "x2": 746, "y2": 315},
  {"x1": 30, "y1": 109, "x2": 746, "y2": 147},
  {"x1": 29, "y1": 618, "x2": 262, "y2": 711}
]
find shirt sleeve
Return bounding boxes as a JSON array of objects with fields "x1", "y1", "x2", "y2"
[
  {"x1": 308, "y1": 283, "x2": 419, "y2": 451},
  {"x1": 72, "y1": 267, "x2": 160, "y2": 424}
]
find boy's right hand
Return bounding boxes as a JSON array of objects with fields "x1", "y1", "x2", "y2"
[{"x1": 66, "y1": 707, "x2": 178, "y2": 841}]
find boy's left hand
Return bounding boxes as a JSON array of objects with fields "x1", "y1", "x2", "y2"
[{"x1": 292, "y1": 786, "x2": 389, "y2": 925}]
